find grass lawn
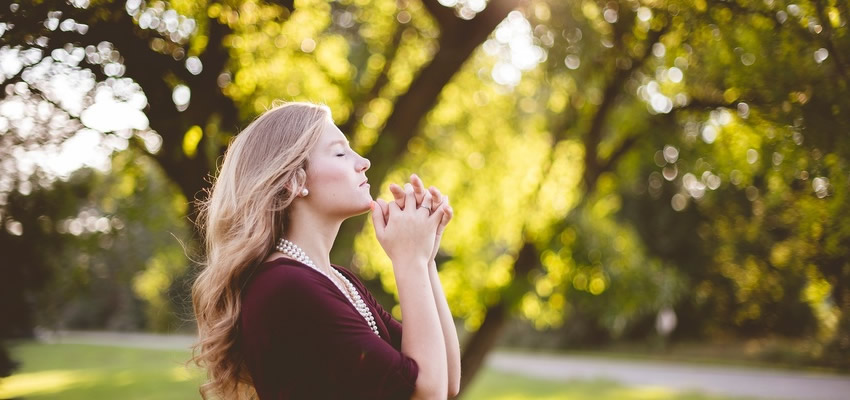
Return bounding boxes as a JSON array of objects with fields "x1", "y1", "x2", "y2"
[
  {"x1": 0, "y1": 342, "x2": 202, "y2": 400},
  {"x1": 0, "y1": 342, "x2": 753, "y2": 400}
]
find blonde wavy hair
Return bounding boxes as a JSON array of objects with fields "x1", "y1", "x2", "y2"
[{"x1": 190, "y1": 101, "x2": 330, "y2": 399}]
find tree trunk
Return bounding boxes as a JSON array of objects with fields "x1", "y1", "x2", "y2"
[
  {"x1": 457, "y1": 241, "x2": 540, "y2": 396},
  {"x1": 826, "y1": 276, "x2": 850, "y2": 369},
  {"x1": 458, "y1": 302, "x2": 507, "y2": 396}
]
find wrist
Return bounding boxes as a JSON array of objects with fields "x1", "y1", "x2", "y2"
[{"x1": 389, "y1": 253, "x2": 430, "y2": 268}]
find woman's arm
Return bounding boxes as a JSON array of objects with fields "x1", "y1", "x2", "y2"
[
  {"x1": 428, "y1": 260, "x2": 461, "y2": 398},
  {"x1": 371, "y1": 187, "x2": 448, "y2": 400},
  {"x1": 379, "y1": 178, "x2": 458, "y2": 398},
  {"x1": 394, "y1": 258, "x2": 448, "y2": 400}
]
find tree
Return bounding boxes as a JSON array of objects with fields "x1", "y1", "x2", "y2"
[
  {"x1": 2, "y1": 0, "x2": 849, "y2": 391},
  {"x1": 0, "y1": 0, "x2": 521, "y2": 336},
  {"x1": 351, "y1": 0, "x2": 850, "y2": 390},
  {"x1": 0, "y1": 168, "x2": 96, "y2": 376},
  {"x1": 623, "y1": 0, "x2": 850, "y2": 364},
  {"x1": 0, "y1": 0, "x2": 519, "y2": 378}
]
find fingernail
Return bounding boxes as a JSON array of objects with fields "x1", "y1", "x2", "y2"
[{"x1": 369, "y1": 201, "x2": 374, "y2": 210}]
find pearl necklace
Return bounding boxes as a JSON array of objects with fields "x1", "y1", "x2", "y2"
[{"x1": 276, "y1": 238, "x2": 380, "y2": 337}]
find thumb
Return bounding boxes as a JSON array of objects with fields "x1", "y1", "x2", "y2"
[
  {"x1": 377, "y1": 198, "x2": 390, "y2": 223},
  {"x1": 370, "y1": 201, "x2": 385, "y2": 236}
]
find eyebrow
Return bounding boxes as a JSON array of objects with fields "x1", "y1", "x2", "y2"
[{"x1": 329, "y1": 139, "x2": 350, "y2": 147}]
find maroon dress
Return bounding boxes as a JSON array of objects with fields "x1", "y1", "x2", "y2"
[{"x1": 239, "y1": 257, "x2": 419, "y2": 399}]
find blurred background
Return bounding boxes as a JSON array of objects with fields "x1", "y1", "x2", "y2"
[{"x1": 0, "y1": 0, "x2": 848, "y2": 399}]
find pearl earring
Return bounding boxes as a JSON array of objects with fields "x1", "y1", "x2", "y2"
[{"x1": 300, "y1": 188, "x2": 309, "y2": 197}]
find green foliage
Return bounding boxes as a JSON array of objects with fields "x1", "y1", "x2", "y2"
[
  {"x1": 0, "y1": 149, "x2": 192, "y2": 333},
  {"x1": 349, "y1": 0, "x2": 850, "y2": 360},
  {"x1": 1, "y1": 169, "x2": 103, "y2": 326},
  {"x1": 612, "y1": 0, "x2": 850, "y2": 355},
  {"x1": 353, "y1": 38, "x2": 683, "y2": 334},
  {"x1": 2, "y1": 0, "x2": 850, "y2": 380},
  {"x1": 0, "y1": 168, "x2": 98, "y2": 377}
]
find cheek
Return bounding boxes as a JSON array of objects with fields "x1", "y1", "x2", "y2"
[{"x1": 307, "y1": 160, "x2": 350, "y2": 191}]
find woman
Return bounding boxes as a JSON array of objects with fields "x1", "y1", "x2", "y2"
[{"x1": 191, "y1": 101, "x2": 461, "y2": 399}]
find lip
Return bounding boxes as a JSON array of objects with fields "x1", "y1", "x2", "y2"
[{"x1": 359, "y1": 180, "x2": 369, "y2": 187}]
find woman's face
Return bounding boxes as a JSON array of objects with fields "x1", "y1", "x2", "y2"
[{"x1": 302, "y1": 117, "x2": 372, "y2": 218}]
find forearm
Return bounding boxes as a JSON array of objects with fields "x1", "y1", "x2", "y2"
[
  {"x1": 394, "y1": 257, "x2": 448, "y2": 399},
  {"x1": 428, "y1": 260, "x2": 461, "y2": 397}
]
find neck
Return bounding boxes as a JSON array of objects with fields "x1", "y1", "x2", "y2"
[{"x1": 283, "y1": 203, "x2": 343, "y2": 275}]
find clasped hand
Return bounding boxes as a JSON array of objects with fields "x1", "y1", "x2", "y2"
[{"x1": 370, "y1": 174, "x2": 454, "y2": 264}]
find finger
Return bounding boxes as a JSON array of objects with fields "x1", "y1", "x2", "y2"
[
  {"x1": 420, "y1": 190, "x2": 433, "y2": 214},
  {"x1": 376, "y1": 198, "x2": 390, "y2": 224},
  {"x1": 429, "y1": 201, "x2": 449, "y2": 225},
  {"x1": 387, "y1": 194, "x2": 402, "y2": 213},
  {"x1": 434, "y1": 196, "x2": 452, "y2": 230},
  {"x1": 429, "y1": 186, "x2": 443, "y2": 213},
  {"x1": 370, "y1": 201, "x2": 385, "y2": 236},
  {"x1": 389, "y1": 183, "x2": 405, "y2": 209},
  {"x1": 417, "y1": 191, "x2": 432, "y2": 215},
  {"x1": 403, "y1": 183, "x2": 417, "y2": 212},
  {"x1": 437, "y1": 202, "x2": 453, "y2": 235},
  {"x1": 440, "y1": 196, "x2": 452, "y2": 219},
  {"x1": 437, "y1": 206, "x2": 455, "y2": 234},
  {"x1": 411, "y1": 174, "x2": 426, "y2": 207}
]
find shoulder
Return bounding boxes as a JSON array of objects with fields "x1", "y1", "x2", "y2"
[
  {"x1": 331, "y1": 264, "x2": 368, "y2": 292},
  {"x1": 243, "y1": 257, "x2": 331, "y2": 305}
]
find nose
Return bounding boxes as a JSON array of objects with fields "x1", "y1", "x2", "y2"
[{"x1": 358, "y1": 156, "x2": 370, "y2": 172}]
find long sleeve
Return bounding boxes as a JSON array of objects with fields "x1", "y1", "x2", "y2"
[{"x1": 240, "y1": 258, "x2": 418, "y2": 400}]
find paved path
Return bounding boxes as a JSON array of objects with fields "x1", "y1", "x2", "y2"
[
  {"x1": 489, "y1": 351, "x2": 850, "y2": 400},
  {"x1": 37, "y1": 329, "x2": 197, "y2": 351},
  {"x1": 39, "y1": 331, "x2": 850, "y2": 400}
]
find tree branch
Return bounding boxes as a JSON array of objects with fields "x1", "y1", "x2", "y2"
[
  {"x1": 582, "y1": 23, "x2": 669, "y2": 193},
  {"x1": 266, "y1": 0, "x2": 295, "y2": 12},
  {"x1": 340, "y1": 19, "x2": 405, "y2": 138},
  {"x1": 597, "y1": 134, "x2": 640, "y2": 174},
  {"x1": 182, "y1": 15, "x2": 239, "y2": 162},
  {"x1": 420, "y1": 0, "x2": 458, "y2": 30},
  {"x1": 813, "y1": 0, "x2": 850, "y2": 83},
  {"x1": 361, "y1": 0, "x2": 520, "y2": 192},
  {"x1": 331, "y1": 0, "x2": 521, "y2": 264}
]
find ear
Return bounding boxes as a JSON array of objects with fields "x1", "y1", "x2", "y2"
[{"x1": 283, "y1": 167, "x2": 308, "y2": 194}]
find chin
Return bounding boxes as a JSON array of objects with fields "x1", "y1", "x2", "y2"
[
  {"x1": 357, "y1": 199, "x2": 373, "y2": 215},
  {"x1": 347, "y1": 196, "x2": 373, "y2": 217}
]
